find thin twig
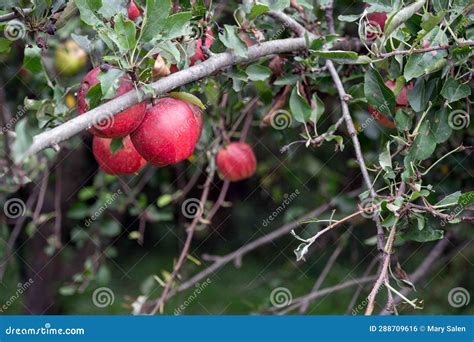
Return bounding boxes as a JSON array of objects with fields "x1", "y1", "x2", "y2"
[{"x1": 149, "y1": 169, "x2": 216, "y2": 314}]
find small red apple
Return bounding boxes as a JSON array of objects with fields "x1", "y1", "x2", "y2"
[
  {"x1": 190, "y1": 29, "x2": 214, "y2": 65},
  {"x1": 128, "y1": 0, "x2": 141, "y2": 21},
  {"x1": 77, "y1": 66, "x2": 146, "y2": 138},
  {"x1": 130, "y1": 98, "x2": 203, "y2": 167},
  {"x1": 93, "y1": 135, "x2": 146, "y2": 175},
  {"x1": 368, "y1": 80, "x2": 413, "y2": 129},
  {"x1": 216, "y1": 142, "x2": 257, "y2": 182}
]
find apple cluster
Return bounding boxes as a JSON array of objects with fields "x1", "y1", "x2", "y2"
[{"x1": 77, "y1": 10, "x2": 256, "y2": 182}]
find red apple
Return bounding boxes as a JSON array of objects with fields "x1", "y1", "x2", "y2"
[
  {"x1": 128, "y1": 0, "x2": 140, "y2": 21},
  {"x1": 130, "y1": 98, "x2": 203, "y2": 167},
  {"x1": 93, "y1": 135, "x2": 146, "y2": 175},
  {"x1": 77, "y1": 66, "x2": 146, "y2": 138},
  {"x1": 190, "y1": 29, "x2": 214, "y2": 65},
  {"x1": 216, "y1": 142, "x2": 257, "y2": 182},
  {"x1": 368, "y1": 80, "x2": 413, "y2": 129}
]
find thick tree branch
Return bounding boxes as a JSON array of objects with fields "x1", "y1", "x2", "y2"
[{"x1": 24, "y1": 37, "x2": 309, "y2": 159}]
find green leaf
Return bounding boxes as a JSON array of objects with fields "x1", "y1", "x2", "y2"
[
  {"x1": 246, "y1": 64, "x2": 271, "y2": 81},
  {"x1": 85, "y1": 83, "x2": 103, "y2": 110},
  {"x1": 432, "y1": 107, "x2": 452, "y2": 143},
  {"x1": 310, "y1": 93, "x2": 325, "y2": 126},
  {"x1": 364, "y1": 68, "x2": 396, "y2": 119},
  {"x1": 12, "y1": 119, "x2": 35, "y2": 163},
  {"x1": 75, "y1": 0, "x2": 103, "y2": 26},
  {"x1": 338, "y1": 14, "x2": 361, "y2": 22},
  {"x1": 0, "y1": 38, "x2": 12, "y2": 53},
  {"x1": 314, "y1": 51, "x2": 370, "y2": 64},
  {"x1": 435, "y1": 191, "x2": 461, "y2": 207},
  {"x1": 157, "y1": 194, "x2": 173, "y2": 208},
  {"x1": 404, "y1": 224, "x2": 444, "y2": 242},
  {"x1": 385, "y1": 0, "x2": 426, "y2": 37},
  {"x1": 260, "y1": 0, "x2": 290, "y2": 11},
  {"x1": 274, "y1": 74, "x2": 300, "y2": 85},
  {"x1": 23, "y1": 46, "x2": 42, "y2": 73},
  {"x1": 459, "y1": 192, "x2": 474, "y2": 208},
  {"x1": 97, "y1": 68, "x2": 125, "y2": 100},
  {"x1": 395, "y1": 108, "x2": 412, "y2": 132},
  {"x1": 140, "y1": 0, "x2": 171, "y2": 42},
  {"x1": 289, "y1": 87, "x2": 311, "y2": 123},
  {"x1": 163, "y1": 12, "x2": 193, "y2": 39},
  {"x1": 441, "y1": 78, "x2": 471, "y2": 103},
  {"x1": 404, "y1": 27, "x2": 448, "y2": 81},
  {"x1": 379, "y1": 141, "x2": 392, "y2": 172},
  {"x1": 409, "y1": 121, "x2": 436, "y2": 161},
  {"x1": 100, "y1": 221, "x2": 121, "y2": 237},
  {"x1": 78, "y1": 186, "x2": 96, "y2": 201},
  {"x1": 98, "y1": 0, "x2": 125, "y2": 18},
  {"x1": 219, "y1": 25, "x2": 248, "y2": 58},
  {"x1": 407, "y1": 77, "x2": 438, "y2": 113},
  {"x1": 110, "y1": 138, "x2": 124, "y2": 154},
  {"x1": 114, "y1": 14, "x2": 136, "y2": 51},
  {"x1": 249, "y1": 4, "x2": 270, "y2": 20},
  {"x1": 169, "y1": 92, "x2": 206, "y2": 109}
]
